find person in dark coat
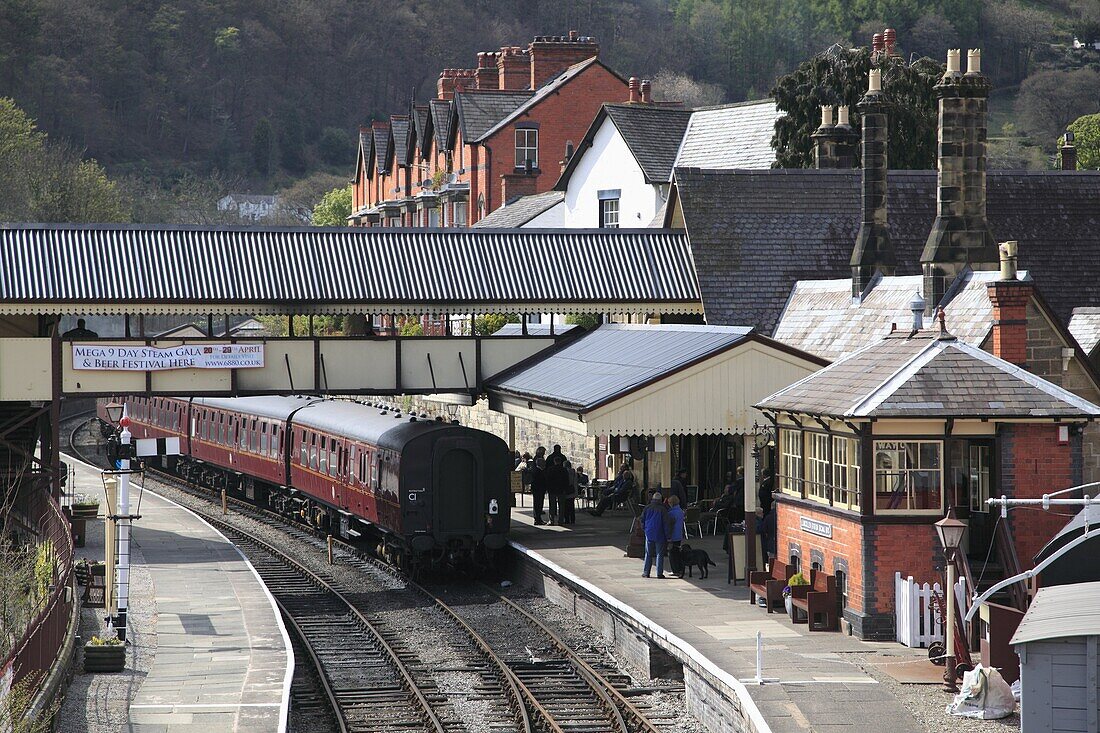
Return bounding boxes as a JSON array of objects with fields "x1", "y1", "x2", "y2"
[
  {"x1": 758, "y1": 467, "x2": 775, "y2": 515},
  {"x1": 755, "y1": 506, "x2": 777, "y2": 564},
  {"x1": 530, "y1": 447, "x2": 547, "y2": 525},
  {"x1": 560, "y1": 460, "x2": 578, "y2": 525},
  {"x1": 588, "y1": 461, "x2": 635, "y2": 516},
  {"x1": 62, "y1": 318, "x2": 99, "y2": 339},
  {"x1": 641, "y1": 492, "x2": 671, "y2": 578},
  {"x1": 669, "y1": 467, "x2": 689, "y2": 508},
  {"x1": 544, "y1": 445, "x2": 570, "y2": 524}
]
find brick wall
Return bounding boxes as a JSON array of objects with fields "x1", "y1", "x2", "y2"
[{"x1": 1000, "y1": 423, "x2": 1077, "y2": 567}]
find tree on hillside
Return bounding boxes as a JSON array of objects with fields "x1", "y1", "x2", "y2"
[
  {"x1": 651, "y1": 70, "x2": 726, "y2": 107},
  {"x1": 251, "y1": 118, "x2": 274, "y2": 176},
  {"x1": 279, "y1": 111, "x2": 306, "y2": 174},
  {"x1": 312, "y1": 185, "x2": 353, "y2": 226},
  {"x1": 318, "y1": 127, "x2": 353, "y2": 166},
  {"x1": 1065, "y1": 113, "x2": 1100, "y2": 170},
  {"x1": 1016, "y1": 69, "x2": 1100, "y2": 148},
  {"x1": 771, "y1": 45, "x2": 944, "y2": 170}
]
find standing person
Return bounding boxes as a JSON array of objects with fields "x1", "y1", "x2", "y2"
[
  {"x1": 730, "y1": 466, "x2": 746, "y2": 527},
  {"x1": 758, "y1": 467, "x2": 775, "y2": 515},
  {"x1": 642, "y1": 492, "x2": 670, "y2": 579},
  {"x1": 666, "y1": 495, "x2": 686, "y2": 577},
  {"x1": 544, "y1": 445, "x2": 569, "y2": 525},
  {"x1": 670, "y1": 467, "x2": 689, "y2": 508},
  {"x1": 756, "y1": 507, "x2": 777, "y2": 566},
  {"x1": 531, "y1": 447, "x2": 547, "y2": 525},
  {"x1": 561, "y1": 460, "x2": 578, "y2": 525}
]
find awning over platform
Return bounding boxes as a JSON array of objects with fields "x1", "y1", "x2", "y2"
[
  {"x1": 0, "y1": 224, "x2": 700, "y2": 316},
  {"x1": 485, "y1": 324, "x2": 826, "y2": 436}
]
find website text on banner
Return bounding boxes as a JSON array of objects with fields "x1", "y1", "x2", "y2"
[{"x1": 71, "y1": 344, "x2": 265, "y2": 371}]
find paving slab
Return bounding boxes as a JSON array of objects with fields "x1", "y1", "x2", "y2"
[{"x1": 509, "y1": 503, "x2": 947, "y2": 733}]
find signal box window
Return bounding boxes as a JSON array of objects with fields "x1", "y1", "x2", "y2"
[{"x1": 515, "y1": 128, "x2": 538, "y2": 169}]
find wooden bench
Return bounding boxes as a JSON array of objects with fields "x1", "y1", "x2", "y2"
[
  {"x1": 749, "y1": 560, "x2": 793, "y2": 613},
  {"x1": 789, "y1": 569, "x2": 838, "y2": 631}
]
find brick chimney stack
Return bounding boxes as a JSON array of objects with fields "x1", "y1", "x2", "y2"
[
  {"x1": 477, "y1": 52, "x2": 500, "y2": 90},
  {"x1": 529, "y1": 32, "x2": 599, "y2": 89},
  {"x1": 987, "y1": 241, "x2": 1032, "y2": 366},
  {"x1": 851, "y1": 69, "x2": 895, "y2": 298},
  {"x1": 640, "y1": 79, "x2": 652, "y2": 104},
  {"x1": 437, "y1": 69, "x2": 474, "y2": 100},
  {"x1": 1062, "y1": 130, "x2": 1078, "y2": 170},
  {"x1": 498, "y1": 46, "x2": 529, "y2": 90},
  {"x1": 921, "y1": 49, "x2": 998, "y2": 316},
  {"x1": 627, "y1": 77, "x2": 639, "y2": 103},
  {"x1": 812, "y1": 105, "x2": 857, "y2": 169}
]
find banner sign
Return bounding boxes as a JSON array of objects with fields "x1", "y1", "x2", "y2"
[
  {"x1": 800, "y1": 516, "x2": 833, "y2": 539},
  {"x1": 72, "y1": 344, "x2": 264, "y2": 371}
]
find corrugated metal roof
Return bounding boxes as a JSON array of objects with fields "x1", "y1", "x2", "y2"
[
  {"x1": 1011, "y1": 581, "x2": 1100, "y2": 646},
  {"x1": 493, "y1": 323, "x2": 577, "y2": 336},
  {"x1": 0, "y1": 225, "x2": 700, "y2": 315},
  {"x1": 674, "y1": 100, "x2": 779, "y2": 172},
  {"x1": 487, "y1": 323, "x2": 753, "y2": 410}
]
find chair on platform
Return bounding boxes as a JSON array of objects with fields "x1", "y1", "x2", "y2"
[
  {"x1": 628, "y1": 497, "x2": 645, "y2": 533},
  {"x1": 683, "y1": 505, "x2": 703, "y2": 538}
]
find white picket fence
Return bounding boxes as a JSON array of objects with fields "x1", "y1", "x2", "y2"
[{"x1": 894, "y1": 571, "x2": 966, "y2": 648}]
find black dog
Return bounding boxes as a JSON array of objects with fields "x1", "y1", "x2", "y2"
[{"x1": 678, "y1": 544, "x2": 717, "y2": 578}]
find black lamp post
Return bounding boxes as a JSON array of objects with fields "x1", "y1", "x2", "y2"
[{"x1": 934, "y1": 507, "x2": 967, "y2": 692}]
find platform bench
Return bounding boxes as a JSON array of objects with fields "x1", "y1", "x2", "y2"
[
  {"x1": 748, "y1": 560, "x2": 793, "y2": 613},
  {"x1": 789, "y1": 570, "x2": 838, "y2": 631}
]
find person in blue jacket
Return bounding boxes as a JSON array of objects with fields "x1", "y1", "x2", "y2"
[
  {"x1": 642, "y1": 491, "x2": 671, "y2": 578},
  {"x1": 666, "y1": 494, "x2": 686, "y2": 577}
]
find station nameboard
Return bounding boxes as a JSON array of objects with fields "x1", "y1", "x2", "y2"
[
  {"x1": 799, "y1": 516, "x2": 833, "y2": 539},
  {"x1": 72, "y1": 343, "x2": 264, "y2": 371}
]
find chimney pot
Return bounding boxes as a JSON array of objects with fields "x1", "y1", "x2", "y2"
[
  {"x1": 999, "y1": 241, "x2": 1019, "y2": 281},
  {"x1": 1062, "y1": 130, "x2": 1078, "y2": 170},
  {"x1": 628, "y1": 76, "x2": 639, "y2": 103},
  {"x1": 946, "y1": 49, "x2": 961, "y2": 74},
  {"x1": 640, "y1": 79, "x2": 652, "y2": 104},
  {"x1": 966, "y1": 49, "x2": 981, "y2": 75},
  {"x1": 883, "y1": 28, "x2": 897, "y2": 56},
  {"x1": 868, "y1": 68, "x2": 881, "y2": 92},
  {"x1": 837, "y1": 105, "x2": 850, "y2": 126},
  {"x1": 820, "y1": 105, "x2": 834, "y2": 127},
  {"x1": 872, "y1": 33, "x2": 884, "y2": 54},
  {"x1": 909, "y1": 291, "x2": 926, "y2": 332},
  {"x1": 569, "y1": 29, "x2": 578, "y2": 40}
]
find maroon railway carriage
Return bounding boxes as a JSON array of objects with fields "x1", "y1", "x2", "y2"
[{"x1": 110, "y1": 395, "x2": 511, "y2": 563}]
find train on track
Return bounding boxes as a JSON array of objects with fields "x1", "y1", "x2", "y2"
[{"x1": 97, "y1": 395, "x2": 512, "y2": 566}]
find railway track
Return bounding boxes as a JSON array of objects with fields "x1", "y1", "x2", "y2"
[{"x1": 66, "y1": 411, "x2": 671, "y2": 733}]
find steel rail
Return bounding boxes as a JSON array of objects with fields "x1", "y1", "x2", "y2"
[{"x1": 275, "y1": 599, "x2": 349, "y2": 733}]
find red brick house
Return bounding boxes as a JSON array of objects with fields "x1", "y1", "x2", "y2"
[{"x1": 350, "y1": 32, "x2": 630, "y2": 227}]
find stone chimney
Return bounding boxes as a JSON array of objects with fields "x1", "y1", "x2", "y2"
[
  {"x1": 921, "y1": 49, "x2": 998, "y2": 315},
  {"x1": 476, "y1": 52, "x2": 500, "y2": 90},
  {"x1": 1062, "y1": 130, "x2": 1078, "y2": 170},
  {"x1": 812, "y1": 105, "x2": 857, "y2": 169},
  {"x1": 851, "y1": 69, "x2": 895, "y2": 298},
  {"x1": 498, "y1": 47, "x2": 529, "y2": 90},
  {"x1": 627, "y1": 77, "x2": 639, "y2": 103},
  {"x1": 640, "y1": 79, "x2": 652, "y2": 104},
  {"x1": 529, "y1": 32, "x2": 599, "y2": 89},
  {"x1": 987, "y1": 241, "x2": 1032, "y2": 366}
]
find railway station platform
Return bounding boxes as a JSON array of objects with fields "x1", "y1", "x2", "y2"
[
  {"x1": 508, "y1": 504, "x2": 946, "y2": 733},
  {"x1": 59, "y1": 454, "x2": 292, "y2": 733}
]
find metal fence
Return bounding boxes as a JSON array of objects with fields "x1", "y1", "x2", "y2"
[{"x1": 1, "y1": 486, "x2": 75, "y2": 688}]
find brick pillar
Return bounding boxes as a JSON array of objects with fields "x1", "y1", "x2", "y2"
[
  {"x1": 497, "y1": 47, "x2": 528, "y2": 90},
  {"x1": 921, "y1": 49, "x2": 997, "y2": 315},
  {"x1": 851, "y1": 71, "x2": 894, "y2": 298},
  {"x1": 1061, "y1": 133, "x2": 1078, "y2": 170},
  {"x1": 500, "y1": 171, "x2": 538, "y2": 205},
  {"x1": 987, "y1": 279, "x2": 1032, "y2": 366}
]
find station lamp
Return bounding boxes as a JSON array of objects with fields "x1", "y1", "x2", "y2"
[
  {"x1": 104, "y1": 401, "x2": 125, "y2": 425},
  {"x1": 934, "y1": 508, "x2": 967, "y2": 556},
  {"x1": 934, "y1": 507, "x2": 968, "y2": 693}
]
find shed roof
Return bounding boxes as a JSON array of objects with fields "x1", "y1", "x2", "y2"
[
  {"x1": 455, "y1": 90, "x2": 533, "y2": 143},
  {"x1": 488, "y1": 323, "x2": 754, "y2": 411},
  {"x1": 1011, "y1": 581, "x2": 1100, "y2": 646},
  {"x1": 673, "y1": 99, "x2": 780, "y2": 171},
  {"x1": 0, "y1": 225, "x2": 699, "y2": 316},
  {"x1": 757, "y1": 331, "x2": 1100, "y2": 419},
  {"x1": 675, "y1": 169, "x2": 1100, "y2": 334},
  {"x1": 474, "y1": 190, "x2": 564, "y2": 228}
]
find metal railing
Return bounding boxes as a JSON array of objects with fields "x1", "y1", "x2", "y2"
[{"x1": 1, "y1": 486, "x2": 75, "y2": 689}]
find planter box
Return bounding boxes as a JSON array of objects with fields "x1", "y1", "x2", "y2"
[
  {"x1": 71, "y1": 505, "x2": 100, "y2": 520},
  {"x1": 83, "y1": 643, "x2": 125, "y2": 673}
]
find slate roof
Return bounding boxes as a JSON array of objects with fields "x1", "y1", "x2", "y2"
[
  {"x1": 0, "y1": 225, "x2": 700, "y2": 315},
  {"x1": 603, "y1": 105, "x2": 693, "y2": 183},
  {"x1": 429, "y1": 100, "x2": 453, "y2": 152},
  {"x1": 357, "y1": 130, "x2": 375, "y2": 179},
  {"x1": 1011, "y1": 581, "x2": 1100, "y2": 646},
  {"x1": 372, "y1": 123, "x2": 391, "y2": 173},
  {"x1": 412, "y1": 104, "x2": 431, "y2": 159},
  {"x1": 487, "y1": 324, "x2": 754, "y2": 410},
  {"x1": 390, "y1": 115, "x2": 411, "y2": 167},
  {"x1": 474, "y1": 191, "x2": 565, "y2": 228},
  {"x1": 773, "y1": 271, "x2": 1021, "y2": 361},
  {"x1": 455, "y1": 91, "x2": 533, "y2": 143},
  {"x1": 757, "y1": 331, "x2": 1100, "y2": 419},
  {"x1": 1070, "y1": 307, "x2": 1100, "y2": 356},
  {"x1": 675, "y1": 169, "x2": 1100, "y2": 334},
  {"x1": 674, "y1": 99, "x2": 780, "y2": 170},
  {"x1": 477, "y1": 57, "x2": 619, "y2": 142}
]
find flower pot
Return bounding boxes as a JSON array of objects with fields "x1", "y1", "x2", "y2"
[{"x1": 84, "y1": 643, "x2": 125, "y2": 673}]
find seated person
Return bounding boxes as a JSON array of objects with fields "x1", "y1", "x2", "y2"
[{"x1": 587, "y1": 461, "x2": 635, "y2": 516}]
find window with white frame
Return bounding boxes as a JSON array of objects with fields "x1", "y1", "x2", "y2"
[
  {"x1": 428, "y1": 206, "x2": 440, "y2": 227},
  {"x1": 600, "y1": 198, "x2": 619, "y2": 228},
  {"x1": 515, "y1": 128, "x2": 538, "y2": 169},
  {"x1": 454, "y1": 201, "x2": 467, "y2": 226},
  {"x1": 874, "y1": 440, "x2": 942, "y2": 513},
  {"x1": 780, "y1": 428, "x2": 803, "y2": 496},
  {"x1": 806, "y1": 433, "x2": 830, "y2": 502},
  {"x1": 832, "y1": 435, "x2": 861, "y2": 510}
]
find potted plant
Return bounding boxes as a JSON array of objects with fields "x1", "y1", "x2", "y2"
[
  {"x1": 783, "y1": 571, "x2": 810, "y2": 617},
  {"x1": 71, "y1": 494, "x2": 100, "y2": 520},
  {"x1": 83, "y1": 634, "x2": 125, "y2": 672}
]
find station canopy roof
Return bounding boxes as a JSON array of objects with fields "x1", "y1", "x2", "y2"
[
  {"x1": 485, "y1": 323, "x2": 825, "y2": 436},
  {"x1": 0, "y1": 224, "x2": 700, "y2": 316}
]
